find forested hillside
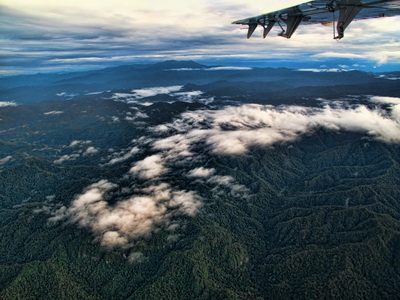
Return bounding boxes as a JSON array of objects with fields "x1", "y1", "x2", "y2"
[{"x1": 1, "y1": 62, "x2": 400, "y2": 299}]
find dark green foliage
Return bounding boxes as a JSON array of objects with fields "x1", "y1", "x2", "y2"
[{"x1": 1, "y1": 64, "x2": 400, "y2": 299}]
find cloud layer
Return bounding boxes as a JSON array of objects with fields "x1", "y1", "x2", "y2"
[
  {"x1": 50, "y1": 180, "x2": 202, "y2": 249},
  {"x1": 0, "y1": 101, "x2": 17, "y2": 107},
  {"x1": 2, "y1": 0, "x2": 400, "y2": 74},
  {"x1": 54, "y1": 140, "x2": 99, "y2": 164},
  {"x1": 48, "y1": 99, "x2": 400, "y2": 252},
  {"x1": 0, "y1": 155, "x2": 13, "y2": 165},
  {"x1": 152, "y1": 103, "x2": 400, "y2": 156},
  {"x1": 111, "y1": 86, "x2": 213, "y2": 105}
]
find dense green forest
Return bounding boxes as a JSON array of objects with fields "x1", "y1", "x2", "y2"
[{"x1": 1, "y1": 64, "x2": 400, "y2": 299}]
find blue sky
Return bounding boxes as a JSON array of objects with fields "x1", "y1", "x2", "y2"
[{"x1": 1, "y1": 0, "x2": 400, "y2": 75}]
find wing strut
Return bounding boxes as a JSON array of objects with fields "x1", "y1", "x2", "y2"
[
  {"x1": 277, "y1": 14, "x2": 304, "y2": 38},
  {"x1": 334, "y1": 6, "x2": 363, "y2": 39},
  {"x1": 247, "y1": 23, "x2": 258, "y2": 38},
  {"x1": 263, "y1": 20, "x2": 276, "y2": 38}
]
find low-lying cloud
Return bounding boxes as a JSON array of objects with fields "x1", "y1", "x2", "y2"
[
  {"x1": 129, "y1": 154, "x2": 168, "y2": 180},
  {"x1": 54, "y1": 143, "x2": 99, "y2": 164},
  {"x1": 48, "y1": 99, "x2": 400, "y2": 252},
  {"x1": 83, "y1": 146, "x2": 99, "y2": 156},
  {"x1": 111, "y1": 86, "x2": 183, "y2": 103},
  {"x1": 43, "y1": 110, "x2": 64, "y2": 115},
  {"x1": 187, "y1": 167, "x2": 216, "y2": 178},
  {"x1": 104, "y1": 146, "x2": 139, "y2": 166},
  {"x1": 153, "y1": 103, "x2": 400, "y2": 156},
  {"x1": 369, "y1": 96, "x2": 400, "y2": 124},
  {"x1": 56, "y1": 92, "x2": 78, "y2": 99},
  {"x1": 297, "y1": 68, "x2": 353, "y2": 73},
  {"x1": 168, "y1": 66, "x2": 253, "y2": 71},
  {"x1": 69, "y1": 140, "x2": 92, "y2": 147},
  {"x1": 111, "y1": 86, "x2": 213, "y2": 105},
  {"x1": 50, "y1": 180, "x2": 202, "y2": 249},
  {"x1": 0, "y1": 155, "x2": 13, "y2": 165},
  {"x1": 54, "y1": 153, "x2": 80, "y2": 164},
  {"x1": 370, "y1": 96, "x2": 400, "y2": 105},
  {"x1": 131, "y1": 86, "x2": 183, "y2": 99},
  {"x1": 0, "y1": 101, "x2": 17, "y2": 107}
]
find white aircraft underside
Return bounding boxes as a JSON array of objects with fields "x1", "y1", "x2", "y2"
[{"x1": 233, "y1": 0, "x2": 400, "y2": 39}]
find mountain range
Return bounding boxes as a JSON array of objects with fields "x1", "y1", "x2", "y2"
[
  {"x1": 1, "y1": 61, "x2": 400, "y2": 299},
  {"x1": 1, "y1": 60, "x2": 400, "y2": 105}
]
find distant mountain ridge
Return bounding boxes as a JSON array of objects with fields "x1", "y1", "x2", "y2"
[
  {"x1": 0, "y1": 60, "x2": 399, "y2": 105},
  {"x1": 0, "y1": 60, "x2": 205, "y2": 90},
  {"x1": 144, "y1": 60, "x2": 207, "y2": 70}
]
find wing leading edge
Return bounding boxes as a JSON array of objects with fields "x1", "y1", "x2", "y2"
[{"x1": 233, "y1": 0, "x2": 400, "y2": 39}]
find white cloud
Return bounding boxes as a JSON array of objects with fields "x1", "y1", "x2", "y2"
[
  {"x1": 0, "y1": 156, "x2": 13, "y2": 165},
  {"x1": 392, "y1": 105, "x2": 400, "y2": 122},
  {"x1": 111, "y1": 86, "x2": 185, "y2": 105},
  {"x1": 173, "y1": 90, "x2": 203, "y2": 100},
  {"x1": 46, "y1": 195, "x2": 56, "y2": 201},
  {"x1": 56, "y1": 92, "x2": 78, "y2": 99},
  {"x1": 44, "y1": 111, "x2": 64, "y2": 115},
  {"x1": 4, "y1": 0, "x2": 400, "y2": 75},
  {"x1": 297, "y1": 68, "x2": 351, "y2": 73},
  {"x1": 54, "y1": 142, "x2": 98, "y2": 163},
  {"x1": 312, "y1": 52, "x2": 366, "y2": 59},
  {"x1": 49, "y1": 180, "x2": 202, "y2": 249},
  {"x1": 114, "y1": 87, "x2": 213, "y2": 105},
  {"x1": 167, "y1": 190, "x2": 202, "y2": 217},
  {"x1": 169, "y1": 66, "x2": 253, "y2": 71},
  {"x1": 47, "y1": 100, "x2": 400, "y2": 252},
  {"x1": 125, "y1": 112, "x2": 149, "y2": 122},
  {"x1": 157, "y1": 103, "x2": 400, "y2": 156},
  {"x1": 167, "y1": 68, "x2": 204, "y2": 71},
  {"x1": 369, "y1": 96, "x2": 400, "y2": 123},
  {"x1": 69, "y1": 140, "x2": 92, "y2": 147},
  {"x1": 152, "y1": 134, "x2": 193, "y2": 158},
  {"x1": 129, "y1": 154, "x2": 168, "y2": 179},
  {"x1": 0, "y1": 101, "x2": 17, "y2": 107},
  {"x1": 85, "y1": 91, "x2": 104, "y2": 95},
  {"x1": 131, "y1": 86, "x2": 183, "y2": 99},
  {"x1": 207, "y1": 66, "x2": 253, "y2": 71},
  {"x1": 128, "y1": 252, "x2": 145, "y2": 263},
  {"x1": 207, "y1": 175, "x2": 234, "y2": 186},
  {"x1": 136, "y1": 112, "x2": 149, "y2": 118},
  {"x1": 187, "y1": 167, "x2": 216, "y2": 178},
  {"x1": 83, "y1": 146, "x2": 99, "y2": 156},
  {"x1": 53, "y1": 153, "x2": 80, "y2": 164},
  {"x1": 376, "y1": 75, "x2": 400, "y2": 80},
  {"x1": 105, "y1": 146, "x2": 139, "y2": 165},
  {"x1": 370, "y1": 96, "x2": 400, "y2": 105}
]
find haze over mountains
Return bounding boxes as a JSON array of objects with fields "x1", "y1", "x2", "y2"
[
  {"x1": 1, "y1": 60, "x2": 400, "y2": 105},
  {"x1": 1, "y1": 61, "x2": 400, "y2": 299}
]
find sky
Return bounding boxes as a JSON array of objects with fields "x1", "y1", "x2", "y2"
[{"x1": 1, "y1": 0, "x2": 400, "y2": 75}]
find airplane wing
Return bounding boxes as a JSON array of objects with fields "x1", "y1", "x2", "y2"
[{"x1": 232, "y1": 0, "x2": 400, "y2": 39}]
